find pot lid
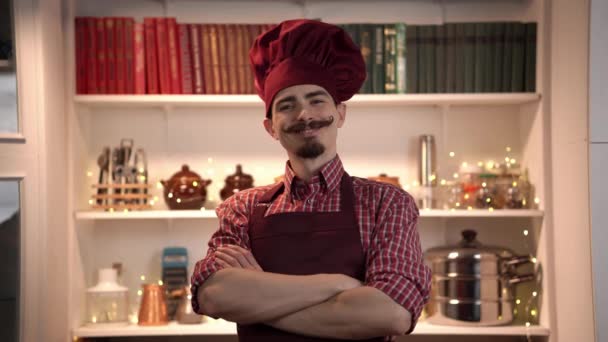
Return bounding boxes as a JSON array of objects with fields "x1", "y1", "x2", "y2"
[
  {"x1": 224, "y1": 164, "x2": 254, "y2": 187},
  {"x1": 425, "y1": 229, "x2": 515, "y2": 261}
]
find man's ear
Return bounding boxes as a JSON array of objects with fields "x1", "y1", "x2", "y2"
[
  {"x1": 336, "y1": 103, "x2": 347, "y2": 128},
  {"x1": 263, "y1": 118, "x2": 279, "y2": 140}
]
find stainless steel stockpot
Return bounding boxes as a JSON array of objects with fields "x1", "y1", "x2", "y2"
[{"x1": 424, "y1": 229, "x2": 534, "y2": 326}]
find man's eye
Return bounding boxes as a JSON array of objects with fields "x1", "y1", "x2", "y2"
[
  {"x1": 278, "y1": 104, "x2": 294, "y2": 111},
  {"x1": 311, "y1": 99, "x2": 324, "y2": 105}
]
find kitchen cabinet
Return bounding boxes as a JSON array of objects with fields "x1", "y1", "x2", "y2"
[{"x1": 51, "y1": 0, "x2": 594, "y2": 341}]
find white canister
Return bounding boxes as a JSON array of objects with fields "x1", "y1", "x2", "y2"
[{"x1": 86, "y1": 268, "x2": 129, "y2": 327}]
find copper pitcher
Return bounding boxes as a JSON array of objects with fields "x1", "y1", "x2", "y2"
[{"x1": 138, "y1": 284, "x2": 168, "y2": 326}]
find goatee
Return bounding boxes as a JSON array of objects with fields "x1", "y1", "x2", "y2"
[{"x1": 296, "y1": 140, "x2": 325, "y2": 159}]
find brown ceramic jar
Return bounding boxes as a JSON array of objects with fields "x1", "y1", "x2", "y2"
[
  {"x1": 160, "y1": 165, "x2": 211, "y2": 210},
  {"x1": 220, "y1": 164, "x2": 254, "y2": 200}
]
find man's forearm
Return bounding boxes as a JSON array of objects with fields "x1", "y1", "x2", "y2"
[
  {"x1": 197, "y1": 268, "x2": 359, "y2": 324},
  {"x1": 266, "y1": 286, "x2": 412, "y2": 340}
]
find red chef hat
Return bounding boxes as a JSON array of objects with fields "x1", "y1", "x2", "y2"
[{"x1": 249, "y1": 19, "x2": 366, "y2": 116}]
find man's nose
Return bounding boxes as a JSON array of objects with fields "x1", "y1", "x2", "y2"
[{"x1": 296, "y1": 104, "x2": 314, "y2": 121}]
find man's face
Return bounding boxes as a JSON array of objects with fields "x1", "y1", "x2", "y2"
[{"x1": 263, "y1": 84, "x2": 346, "y2": 160}]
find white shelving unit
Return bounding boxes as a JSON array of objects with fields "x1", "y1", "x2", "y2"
[
  {"x1": 74, "y1": 93, "x2": 541, "y2": 109},
  {"x1": 67, "y1": 0, "x2": 553, "y2": 341},
  {"x1": 72, "y1": 320, "x2": 550, "y2": 338},
  {"x1": 74, "y1": 208, "x2": 544, "y2": 220}
]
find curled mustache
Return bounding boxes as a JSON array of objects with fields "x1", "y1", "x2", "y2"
[{"x1": 282, "y1": 116, "x2": 335, "y2": 134}]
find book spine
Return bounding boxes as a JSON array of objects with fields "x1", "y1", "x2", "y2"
[
  {"x1": 225, "y1": 24, "x2": 239, "y2": 94},
  {"x1": 144, "y1": 18, "x2": 159, "y2": 94},
  {"x1": 501, "y1": 23, "x2": 514, "y2": 92},
  {"x1": 372, "y1": 24, "x2": 385, "y2": 94},
  {"x1": 96, "y1": 18, "x2": 107, "y2": 94},
  {"x1": 511, "y1": 23, "x2": 526, "y2": 92},
  {"x1": 405, "y1": 25, "x2": 418, "y2": 93},
  {"x1": 359, "y1": 24, "x2": 373, "y2": 93},
  {"x1": 134, "y1": 22, "x2": 146, "y2": 94},
  {"x1": 473, "y1": 23, "x2": 484, "y2": 93},
  {"x1": 190, "y1": 24, "x2": 203, "y2": 94},
  {"x1": 445, "y1": 23, "x2": 456, "y2": 93},
  {"x1": 105, "y1": 17, "x2": 117, "y2": 94},
  {"x1": 178, "y1": 24, "x2": 193, "y2": 94},
  {"x1": 216, "y1": 24, "x2": 229, "y2": 94},
  {"x1": 85, "y1": 17, "x2": 98, "y2": 94},
  {"x1": 435, "y1": 24, "x2": 446, "y2": 93},
  {"x1": 234, "y1": 24, "x2": 247, "y2": 94},
  {"x1": 463, "y1": 23, "x2": 476, "y2": 93},
  {"x1": 396, "y1": 23, "x2": 406, "y2": 93},
  {"x1": 493, "y1": 23, "x2": 505, "y2": 92},
  {"x1": 208, "y1": 24, "x2": 222, "y2": 94},
  {"x1": 167, "y1": 18, "x2": 181, "y2": 94},
  {"x1": 524, "y1": 22, "x2": 537, "y2": 92},
  {"x1": 115, "y1": 17, "x2": 126, "y2": 94},
  {"x1": 156, "y1": 18, "x2": 171, "y2": 94},
  {"x1": 384, "y1": 24, "x2": 397, "y2": 94},
  {"x1": 124, "y1": 18, "x2": 135, "y2": 94}
]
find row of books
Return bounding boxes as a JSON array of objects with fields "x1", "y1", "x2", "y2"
[
  {"x1": 340, "y1": 21, "x2": 536, "y2": 94},
  {"x1": 75, "y1": 18, "x2": 537, "y2": 95},
  {"x1": 74, "y1": 17, "x2": 273, "y2": 95}
]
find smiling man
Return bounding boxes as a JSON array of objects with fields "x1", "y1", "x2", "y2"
[{"x1": 191, "y1": 19, "x2": 431, "y2": 342}]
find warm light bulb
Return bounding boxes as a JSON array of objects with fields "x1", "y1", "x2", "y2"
[
  {"x1": 412, "y1": 180, "x2": 419, "y2": 186},
  {"x1": 137, "y1": 290, "x2": 143, "y2": 296},
  {"x1": 87, "y1": 171, "x2": 93, "y2": 177},
  {"x1": 176, "y1": 198, "x2": 182, "y2": 203},
  {"x1": 158, "y1": 280, "x2": 164, "y2": 286},
  {"x1": 467, "y1": 206, "x2": 473, "y2": 210},
  {"x1": 532, "y1": 257, "x2": 538, "y2": 263},
  {"x1": 477, "y1": 161, "x2": 484, "y2": 167},
  {"x1": 139, "y1": 167, "x2": 145, "y2": 173},
  {"x1": 531, "y1": 309, "x2": 537, "y2": 317},
  {"x1": 533, "y1": 291, "x2": 538, "y2": 297},
  {"x1": 208, "y1": 157, "x2": 214, "y2": 163},
  {"x1": 526, "y1": 322, "x2": 531, "y2": 327},
  {"x1": 440, "y1": 179, "x2": 447, "y2": 186},
  {"x1": 489, "y1": 207, "x2": 494, "y2": 212},
  {"x1": 449, "y1": 152, "x2": 455, "y2": 157},
  {"x1": 516, "y1": 299, "x2": 521, "y2": 305},
  {"x1": 156, "y1": 182, "x2": 163, "y2": 189},
  {"x1": 482, "y1": 182, "x2": 487, "y2": 187},
  {"x1": 486, "y1": 198, "x2": 491, "y2": 203},
  {"x1": 153, "y1": 196, "x2": 159, "y2": 201},
  {"x1": 523, "y1": 229, "x2": 529, "y2": 236},
  {"x1": 168, "y1": 193, "x2": 174, "y2": 198},
  {"x1": 534, "y1": 197, "x2": 541, "y2": 204},
  {"x1": 510, "y1": 158, "x2": 516, "y2": 164},
  {"x1": 455, "y1": 202, "x2": 461, "y2": 207},
  {"x1": 453, "y1": 173, "x2": 459, "y2": 179},
  {"x1": 140, "y1": 275, "x2": 146, "y2": 281},
  {"x1": 506, "y1": 146, "x2": 512, "y2": 152},
  {"x1": 513, "y1": 181, "x2": 518, "y2": 187},
  {"x1": 464, "y1": 194, "x2": 470, "y2": 200},
  {"x1": 193, "y1": 181, "x2": 199, "y2": 187},
  {"x1": 149, "y1": 200, "x2": 155, "y2": 205},
  {"x1": 461, "y1": 162, "x2": 468, "y2": 167},
  {"x1": 88, "y1": 199, "x2": 94, "y2": 205}
]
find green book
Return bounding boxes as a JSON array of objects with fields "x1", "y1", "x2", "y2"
[
  {"x1": 384, "y1": 24, "x2": 397, "y2": 94},
  {"x1": 511, "y1": 23, "x2": 526, "y2": 92},
  {"x1": 396, "y1": 23, "x2": 406, "y2": 93},
  {"x1": 502, "y1": 23, "x2": 514, "y2": 92},
  {"x1": 493, "y1": 22, "x2": 506, "y2": 92},
  {"x1": 474, "y1": 23, "x2": 485, "y2": 93},
  {"x1": 435, "y1": 24, "x2": 446, "y2": 93},
  {"x1": 524, "y1": 22, "x2": 537, "y2": 92},
  {"x1": 427, "y1": 25, "x2": 437, "y2": 93},
  {"x1": 445, "y1": 23, "x2": 457, "y2": 93},
  {"x1": 418, "y1": 25, "x2": 428, "y2": 93},
  {"x1": 463, "y1": 23, "x2": 476, "y2": 93},
  {"x1": 372, "y1": 24, "x2": 385, "y2": 94},
  {"x1": 359, "y1": 24, "x2": 374, "y2": 94},
  {"x1": 406, "y1": 25, "x2": 418, "y2": 93},
  {"x1": 454, "y1": 23, "x2": 466, "y2": 92},
  {"x1": 485, "y1": 23, "x2": 495, "y2": 92}
]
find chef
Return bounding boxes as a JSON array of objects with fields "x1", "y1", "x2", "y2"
[{"x1": 191, "y1": 19, "x2": 431, "y2": 341}]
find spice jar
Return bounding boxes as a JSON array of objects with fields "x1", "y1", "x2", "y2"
[
  {"x1": 475, "y1": 174, "x2": 500, "y2": 209},
  {"x1": 459, "y1": 164, "x2": 482, "y2": 209}
]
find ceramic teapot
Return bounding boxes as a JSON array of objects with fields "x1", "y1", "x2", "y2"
[
  {"x1": 220, "y1": 164, "x2": 254, "y2": 200},
  {"x1": 160, "y1": 165, "x2": 211, "y2": 210}
]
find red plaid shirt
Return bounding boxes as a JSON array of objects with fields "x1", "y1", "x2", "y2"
[{"x1": 191, "y1": 155, "x2": 431, "y2": 332}]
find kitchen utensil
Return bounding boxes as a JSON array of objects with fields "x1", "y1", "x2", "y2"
[
  {"x1": 86, "y1": 268, "x2": 129, "y2": 327},
  {"x1": 220, "y1": 164, "x2": 254, "y2": 201},
  {"x1": 419, "y1": 134, "x2": 437, "y2": 209},
  {"x1": 424, "y1": 229, "x2": 535, "y2": 326},
  {"x1": 160, "y1": 165, "x2": 212, "y2": 210},
  {"x1": 138, "y1": 284, "x2": 169, "y2": 326}
]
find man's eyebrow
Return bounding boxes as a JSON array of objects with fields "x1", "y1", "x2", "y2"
[
  {"x1": 275, "y1": 95, "x2": 297, "y2": 108},
  {"x1": 305, "y1": 90, "x2": 330, "y2": 99}
]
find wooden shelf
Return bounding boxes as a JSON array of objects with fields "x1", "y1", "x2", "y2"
[
  {"x1": 74, "y1": 209, "x2": 543, "y2": 220},
  {"x1": 72, "y1": 320, "x2": 550, "y2": 338},
  {"x1": 74, "y1": 93, "x2": 541, "y2": 109}
]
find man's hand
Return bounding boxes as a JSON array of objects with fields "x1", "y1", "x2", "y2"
[{"x1": 215, "y1": 245, "x2": 263, "y2": 271}]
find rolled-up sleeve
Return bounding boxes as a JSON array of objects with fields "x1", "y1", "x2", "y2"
[
  {"x1": 190, "y1": 193, "x2": 252, "y2": 314},
  {"x1": 364, "y1": 191, "x2": 432, "y2": 334}
]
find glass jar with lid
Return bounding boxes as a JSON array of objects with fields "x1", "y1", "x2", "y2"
[{"x1": 86, "y1": 268, "x2": 129, "y2": 327}]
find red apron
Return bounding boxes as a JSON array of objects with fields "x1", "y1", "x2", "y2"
[{"x1": 237, "y1": 172, "x2": 384, "y2": 342}]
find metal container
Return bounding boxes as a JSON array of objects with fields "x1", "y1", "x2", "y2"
[
  {"x1": 418, "y1": 135, "x2": 437, "y2": 209},
  {"x1": 424, "y1": 230, "x2": 534, "y2": 326}
]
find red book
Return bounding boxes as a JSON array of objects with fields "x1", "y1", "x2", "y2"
[
  {"x1": 115, "y1": 17, "x2": 126, "y2": 94},
  {"x1": 190, "y1": 24, "x2": 203, "y2": 94},
  {"x1": 74, "y1": 17, "x2": 86, "y2": 94},
  {"x1": 96, "y1": 18, "x2": 107, "y2": 93},
  {"x1": 124, "y1": 18, "x2": 135, "y2": 94},
  {"x1": 155, "y1": 17, "x2": 171, "y2": 94},
  {"x1": 178, "y1": 24, "x2": 193, "y2": 94},
  {"x1": 144, "y1": 18, "x2": 158, "y2": 94},
  {"x1": 104, "y1": 17, "x2": 117, "y2": 94},
  {"x1": 85, "y1": 17, "x2": 98, "y2": 94},
  {"x1": 134, "y1": 22, "x2": 146, "y2": 94},
  {"x1": 247, "y1": 25, "x2": 263, "y2": 94},
  {"x1": 167, "y1": 18, "x2": 181, "y2": 94}
]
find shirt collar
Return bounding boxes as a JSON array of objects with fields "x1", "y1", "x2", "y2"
[{"x1": 283, "y1": 154, "x2": 345, "y2": 197}]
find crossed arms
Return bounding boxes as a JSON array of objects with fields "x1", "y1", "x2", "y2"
[{"x1": 197, "y1": 245, "x2": 411, "y2": 340}]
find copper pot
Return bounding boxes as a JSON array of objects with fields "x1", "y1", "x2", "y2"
[
  {"x1": 138, "y1": 284, "x2": 168, "y2": 326},
  {"x1": 220, "y1": 164, "x2": 254, "y2": 200},
  {"x1": 160, "y1": 165, "x2": 212, "y2": 210}
]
